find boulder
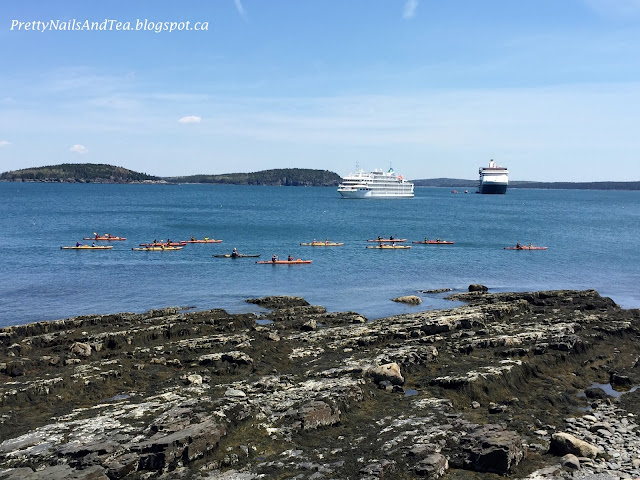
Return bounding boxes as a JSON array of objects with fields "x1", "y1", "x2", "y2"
[
  {"x1": 454, "y1": 425, "x2": 525, "y2": 474},
  {"x1": 468, "y1": 284, "x2": 489, "y2": 293},
  {"x1": 392, "y1": 295, "x2": 422, "y2": 305},
  {"x1": 413, "y1": 453, "x2": 449, "y2": 478},
  {"x1": 549, "y1": 432, "x2": 599, "y2": 459},
  {"x1": 70, "y1": 342, "x2": 92, "y2": 357},
  {"x1": 367, "y1": 362, "x2": 405, "y2": 386}
]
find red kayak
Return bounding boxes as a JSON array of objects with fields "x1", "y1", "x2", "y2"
[
  {"x1": 185, "y1": 239, "x2": 222, "y2": 243},
  {"x1": 256, "y1": 259, "x2": 312, "y2": 264},
  {"x1": 139, "y1": 241, "x2": 187, "y2": 247},
  {"x1": 504, "y1": 245, "x2": 548, "y2": 250}
]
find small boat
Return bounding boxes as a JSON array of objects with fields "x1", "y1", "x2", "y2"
[
  {"x1": 366, "y1": 245, "x2": 411, "y2": 249},
  {"x1": 412, "y1": 240, "x2": 454, "y2": 245},
  {"x1": 186, "y1": 239, "x2": 223, "y2": 243},
  {"x1": 139, "y1": 241, "x2": 187, "y2": 247},
  {"x1": 213, "y1": 254, "x2": 260, "y2": 258},
  {"x1": 132, "y1": 246, "x2": 183, "y2": 251},
  {"x1": 82, "y1": 236, "x2": 126, "y2": 241},
  {"x1": 300, "y1": 241, "x2": 344, "y2": 246},
  {"x1": 367, "y1": 238, "x2": 407, "y2": 243},
  {"x1": 504, "y1": 245, "x2": 548, "y2": 250},
  {"x1": 256, "y1": 259, "x2": 312, "y2": 264},
  {"x1": 61, "y1": 245, "x2": 113, "y2": 250}
]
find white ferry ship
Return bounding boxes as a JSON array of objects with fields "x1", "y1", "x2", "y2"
[
  {"x1": 337, "y1": 168, "x2": 414, "y2": 198},
  {"x1": 478, "y1": 159, "x2": 508, "y2": 194}
]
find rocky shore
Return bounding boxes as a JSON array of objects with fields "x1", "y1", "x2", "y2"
[{"x1": 1, "y1": 288, "x2": 639, "y2": 479}]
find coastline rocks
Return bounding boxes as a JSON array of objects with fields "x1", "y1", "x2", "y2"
[
  {"x1": 1, "y1": 289, "x2": 640, "y2": 478},
  {"x1": 246, "y1": 296, "x2": 310, "y2": 309}
]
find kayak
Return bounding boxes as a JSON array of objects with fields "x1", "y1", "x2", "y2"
[
  {"x1": 186, "y1": 239, "x2": 222, "y2": 243},
  {"x1": 368, "y1": 238, "x2": 407, "y2": 243},
  {"x1": 300, "y1": 242, "x2": 344, "y2": 246},
  {"x1": 139, "y1": 242, "x2": 187, "y2": 247},
  {"x1": 132, "y1": 246, "x2": 183, "y2": 251},
  {"x1": 412, "y1": 240, "x2": 454, "y2": 245},
  {"x1": 366, "y1": 245, "x2": 411, "y2": 249},
  {"x1": 61, "y1": 245, "x2": 113, "y2": 250},
  {"x1": 504, "y1": 246, "x2": 548, "y2": 250},
  {"x1": 82, "y1": 236, "x2": 126, "y2": 241},
  {"x1": 213, "y1": 254, "x2": 260, "y2": 258},
  {"x1": 256, "y1": 259, "x2": 312, "y2": 264}
]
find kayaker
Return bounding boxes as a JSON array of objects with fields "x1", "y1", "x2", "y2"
[
  {"x1": 288, "y1": 255, "x2": 293, "y2": 261},
  {"x1": 91, "y1": 242, "x2": 95, "y2": 247},
  {"x1": 191, "y1": 236, "x2": 195, "y2": 241},
  {"x1": 272, "y1": 255, "x2": 277, "y2": 263},
  {"x1": 516, "y1": 242, "x2": 521, "y2": 249},
  {"x1": 231, "y1": 248, "x2": 239, "y2": 258},
  {"x1": 76, "y1": 242, "x2": 81, "y2": 247},
  {"x1": 424, "y1": 237, "x2": 428, "y2": 243}
]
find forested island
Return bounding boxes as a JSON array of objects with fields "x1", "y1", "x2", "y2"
[
  {"x1": 0, "y1": 164, "x2": 160, "y2": 183},
  {"x1": 0, "y1": 164, "x2": 340, "y2": 186},
  {"x1": 164, "y1": 168, "x2": 341, "y2": 186},
  {"x1": 2, "y1": 164, "x2": 639, "y2": 190}
]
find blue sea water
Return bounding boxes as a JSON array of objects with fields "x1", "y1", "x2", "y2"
[{"x1": 1, "y1": 182, "x2": 639, "y2": 327}]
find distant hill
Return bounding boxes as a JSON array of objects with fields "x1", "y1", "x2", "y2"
[
  {"x1": 165, "y1": 168, "x2": 342, "y2": 186},
  {"x1": 0, "y1": 163, "x2": 160, "y2": 183},
  {"x1": 412, "y1": 178, "x2": 640, "y2": 191}
]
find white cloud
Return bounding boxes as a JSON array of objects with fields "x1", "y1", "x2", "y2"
[
  {"x1": 69, "y1": 144, "x2": 88, "y2": 154},
  {"x1": 0, "y1": 140, "x2": 10, "y2": 147},
  {"x1": 178, "y1": 115, "x2": 202, "y2": 124},
  {"x1": 234, "y1": 0, "x2": 247, "y2": 18},
  {"x1": 403, "y1": 0, "x2": 418, "y2": 19}
]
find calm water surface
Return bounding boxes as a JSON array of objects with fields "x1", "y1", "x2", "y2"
[{"x1": 1, "y1": 183, "x2": 638, "y2": 326}]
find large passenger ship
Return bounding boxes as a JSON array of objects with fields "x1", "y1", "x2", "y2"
[
  {"x1": 337, "y1": 168, "x2": 414, "y2": 198},
  {"x1": 478, "y1": 159, "x2": 509, "y2": 194}
]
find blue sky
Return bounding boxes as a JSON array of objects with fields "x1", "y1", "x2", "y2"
[{"x1": 1, "y1": 0, "x2": 640, "y2": 181}]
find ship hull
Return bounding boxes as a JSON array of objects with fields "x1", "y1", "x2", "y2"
[
  {"x1": 338, "y1": 188, "x2": 414, "y2": 199},
  {"x1": 478, "y1": 183, "x2": 508, "y2": 194}
]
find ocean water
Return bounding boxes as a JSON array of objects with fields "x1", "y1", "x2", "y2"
[{"x1": 1, "y1": 182, "x2": 639, "y2": 327}]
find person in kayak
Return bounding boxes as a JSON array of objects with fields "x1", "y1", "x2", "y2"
[
  {"x1": 231, "y1": 248, "x2": 239, "y2": 258},
  {"x1": 272, "y1": 254, "x2": 277, "y2": 263},
  {"x1": 288, "y1": 255, "x2": 293, "y2": 261}
]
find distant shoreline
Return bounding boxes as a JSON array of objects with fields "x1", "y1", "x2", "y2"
[{"x1": 2, "y1": 178, "x2": 640, "y2": 191}]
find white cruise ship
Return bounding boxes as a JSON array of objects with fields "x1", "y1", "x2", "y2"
[
  {"x1": 478, "y1": 159, "x2": 508, "y2": 194},
  {"x1": 337, "y1": 168, "x2": 414, "y2": 198}
]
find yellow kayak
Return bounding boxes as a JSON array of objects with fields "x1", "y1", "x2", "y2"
[
  {"x1": 61, "y1": 245, "x2": 113, "y2": 250},
  {"x1": 300, "y1": 241, "x2": 344, "y2": 246}
]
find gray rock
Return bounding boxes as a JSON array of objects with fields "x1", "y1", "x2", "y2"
[{"x1": 392, "y1": 295, "x2": 422, "y2": 305}]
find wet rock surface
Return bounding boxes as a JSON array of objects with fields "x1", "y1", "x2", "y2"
[{"x1": 1, "y1": 289, "x2": 639, "y2": 479}]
